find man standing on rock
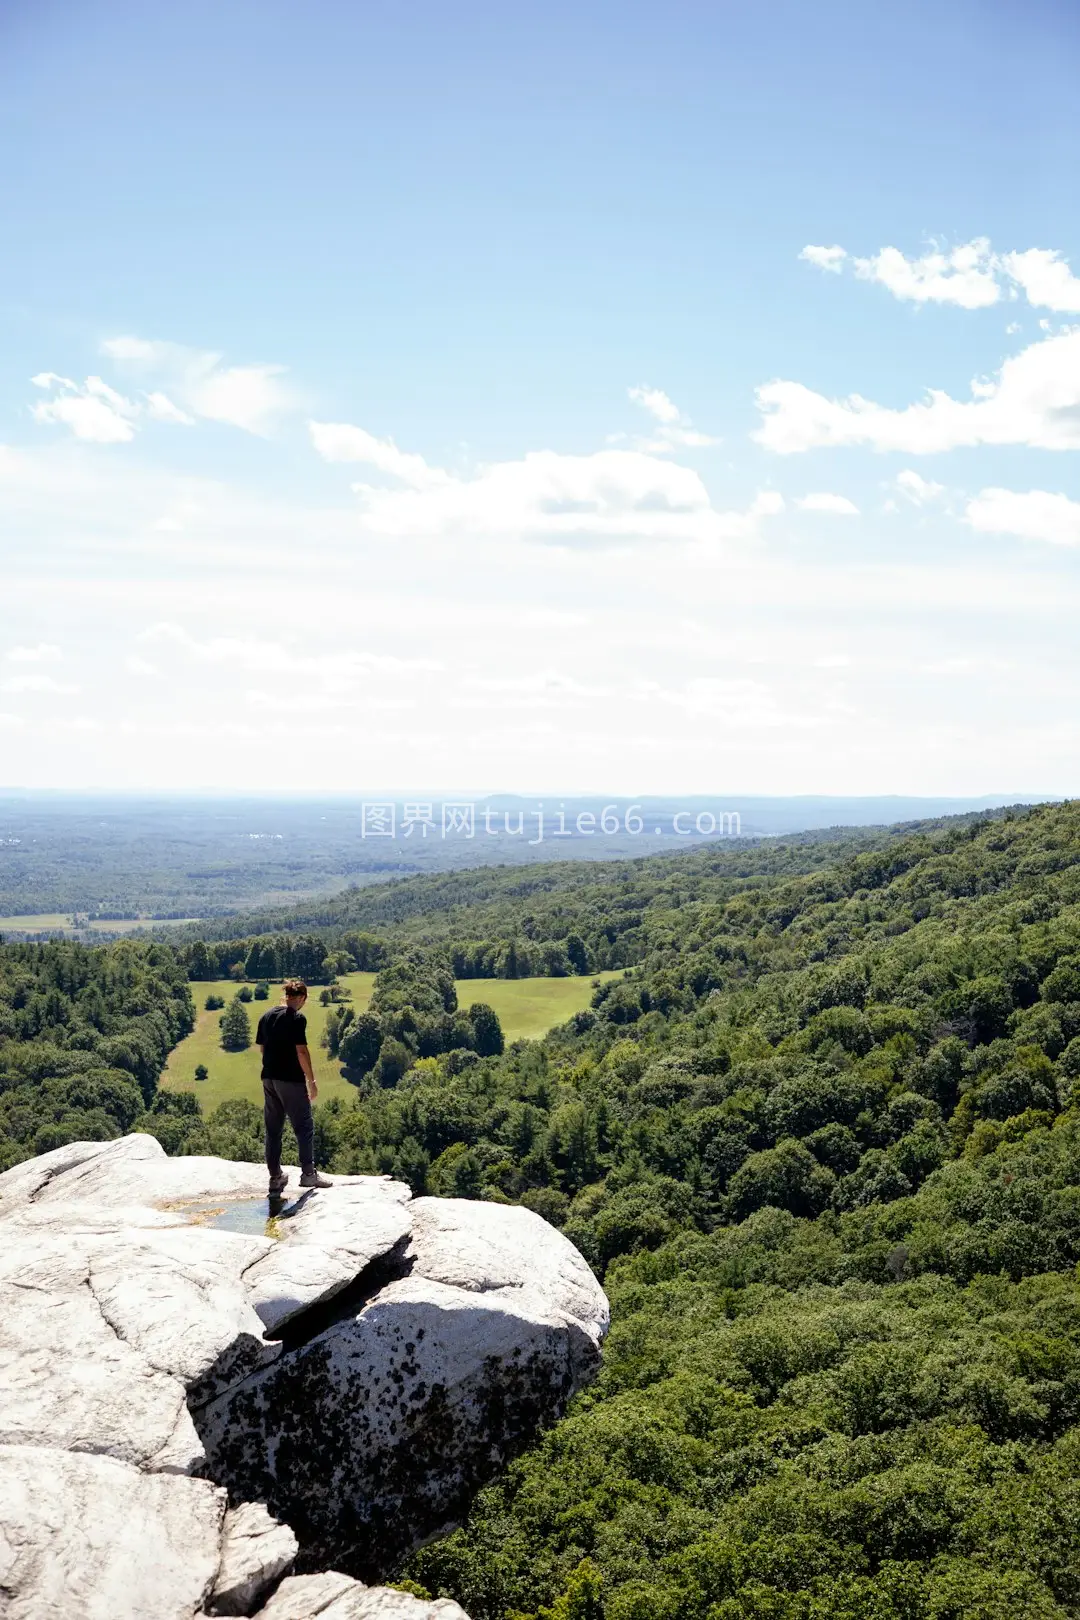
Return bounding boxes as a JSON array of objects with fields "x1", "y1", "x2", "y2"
[{"x1": 256, "y1": 977, "x2": 331, "y2": 1195}]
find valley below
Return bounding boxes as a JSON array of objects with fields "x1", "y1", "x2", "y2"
[{"x1": 3, "y1": 800, "x2": 1080, "y2": 1618}]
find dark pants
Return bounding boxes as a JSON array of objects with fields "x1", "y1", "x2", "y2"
[{"x1": 262, "y1": 1076, "x2": 315, "y2": 1175}]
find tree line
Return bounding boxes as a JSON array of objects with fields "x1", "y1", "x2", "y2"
[
  {"x1": 180, "y1": 927, "x2": 597, "y2": 986},
  {"x1": 0, "y1": 940, "x2": 195, "y2": 1170}
]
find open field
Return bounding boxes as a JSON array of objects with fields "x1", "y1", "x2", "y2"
[
  {"x1": 161, "y1": 971, "x2": 621, "y2": 1114},
  {"x1": 453, "y1": 973, "x2": 623, "y2": 1040},
  {"x1": 0, "y1": 913, "x2": 202, "y2": 937},
  {"x1": 162, "y1": 974, "x2": 377, "y2": 1112}
]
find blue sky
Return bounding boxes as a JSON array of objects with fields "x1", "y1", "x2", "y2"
[{"x1": 1, "y1": 0, "x2": 1079, "y2": 794}]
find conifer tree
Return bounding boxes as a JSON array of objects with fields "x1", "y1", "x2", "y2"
[
  {"x1": 220, "y1": 996, "x2": 251, "y2": 1052},
  {"x1": 469, "y1": 1002, "x2": 504, "y2": 1057}
]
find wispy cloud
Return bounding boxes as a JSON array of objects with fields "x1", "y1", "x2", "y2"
[
  {"x1": 7, "y1": 643, "x2": 63, "y2": 663},
  {"x1": 999, "y1": 249, "x2": 1080, "y2": 314},
  {"x1": 755, "y1": 329, "x2": 1080, "y2": 454},
  {"x1": 795, "y1": 492, "x2": 859, "y2": 515},
  {"x1": 138, "y1": 623, "x2": 442, "y2": 678},
  {"x1": 799, "y1": 244, "x2": 846, "y2": 274},
  {"x1": 965, "y1": 487, "x2": 1080, "y2": 548},
  {"x1": 0, "y1": 673, "x2": 80, "y2": 694},
  {"x1": 125, "y1": 655, "x2": 161, "y2": 679},
  {"x1": 308, "y1": 421, "x2": 452, "y2": 489},
  {"x1": 894, "y1": 470, "x2": 946, "y2": 506},
  {"x1": 30, "y1": 337, "x2": 295, "y2": 444},
  {"x1": 30, "y1": 374, "x2": 142, "y2": 443},
  {"x1": 312, "y1": 420, "x2": 773, "y2": 546},
  {"x1": 627, "y1": 385, "x2": 681, "y2": 424},
  {"x1": 627, "y1": 385, "x2": 719, "y2": 451},
  {"x1": 852, "y1": 239, "x2": 1000, "y2": 309},
  {"x1": 103, "y1": 336, "x2": 295, "y2": 435},
  {"x1": 661, "y1": 676, "x2": 818, "y2": 730},
  {"x1": 799, "y1": 235, "x2": 1080, "y2": 313}
]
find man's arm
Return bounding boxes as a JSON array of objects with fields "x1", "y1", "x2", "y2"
[{"x1": 297, "y1": 1045, "x2": 318, "y2": 1101}]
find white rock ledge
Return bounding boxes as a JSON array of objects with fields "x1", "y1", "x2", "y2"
[{"x1": 0, "y1": 1135, "x2": 609, "y2": 1620}]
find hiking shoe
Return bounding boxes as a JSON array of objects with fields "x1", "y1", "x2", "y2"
[
  {"x1": 299, "y1": 1170, "x2": 332, "y2": 1189},
  {"x1": 268, "y1": 1171, "x2": 289, "y2": 1196}
]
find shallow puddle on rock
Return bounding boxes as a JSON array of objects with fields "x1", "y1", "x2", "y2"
[
  {"x1": 165, "y1": 1187, "x2": 317, "y2": 1236},
  {"x1": 207, "y1": 1197, "x2": 282, "y2": 1237},
  {"x1": 168, "y1": 1195, "x2": 287, "y2": 1238}
]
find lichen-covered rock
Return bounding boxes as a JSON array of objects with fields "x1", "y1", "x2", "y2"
[
  {"x1": 194, "y1": 1197, "x2": 606, "y2": 1575},
  {"x1": 0, "y1": 1134, "x2": 608, "y2": 1618}
]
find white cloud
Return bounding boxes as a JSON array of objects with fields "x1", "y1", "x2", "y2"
[
  {"x1": 10, "y1": 389, "x2": 1080, "y2": 796},
  {"x1": 921, "y1": 657, "x2": 980, "y2": 676},
  {"x1": 125, "y1": 655, "x2": 161, "y2": 678},
  {"x1": 243, "y1": 688, "x2": 415, "y2": 717},
  {"x1": 465, "y1": 671, "x2": 602, "y2": 694},
  {"x1": 0, "y1": 673, "x2": 80, "y2": 694},
  {"x1": 662, "y1": 426, "x2": 719, "y2": 449},
  {"x1": 800, "y1": 235, "x2": 1080, "y2": 315},
  {"x1": 852, "y1": 239, "x2": 1000, "y2": 309},
  {"x1": 30, "y1": 373, "x2": 138, "y2": 443},
  {"x1": 30, "y1": 362, "x2": 203, "y2": 443},
  {"x1": 310, "y1": 414, "x2": 757, "y2": 545},
  {"x1": 101, "y1": 337, "x2": 162, "y2": 362},
  {"x1": 308, "y1": 421, "x2": 452, "y2": 489},
  {"x1": 98, "y1": 335, "x2": 295, "y2": 436},
  {"x1": 999, "y1": 249, "x2": 1080, "y2": 314},
  {"x1": 335, "y1": 440, "x2": 779, "y2": 546},
  {"x1": 138, "y1": 623, "x2": 442, "y2": 679},
  {"x1": 7, "y1": 643, "x2": 62, "y2": 663},
  {"x1": 662, "y1": 677, "x2": 815, "y2": 730},
  {"x1": 628, "y1": 385, "x2": 681, "y2": 424},
  {"x1": 755, "y1": 328, "x2": 1080, "y2": 454},
  {"x1": 186, "y1": 364, "x2": 291, "y2": 435},
  {"x1": 965, "y1": 487, "x2": 1080, "y2": 548},
  {"x1": 627, "y1": 385, "x2": 719, "y2": 452},
  {"x1": 894, "y1": 470, "x2": 946, "y2": 506},
  {"x1": 799, "y1": 244, "x2": 847, "y2": 273},
  {"x1": 748, "y1": 491, "x2": 785, "y2": 518},
  {"x1": 796, "y1": 492, "x2": 860, "y2": 515},
  {"x1": 145, "y1": 392, "x2": 195, "y2": 425},
  {"x1": 460, "y1": 671, "x2": 610, "y2": 707}
]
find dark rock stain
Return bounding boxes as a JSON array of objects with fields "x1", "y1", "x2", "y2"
[{"x1": 187, "y1": 1278, "x2": 600, "y2": 1584}]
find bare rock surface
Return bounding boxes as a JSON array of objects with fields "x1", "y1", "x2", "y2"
[
  {"x1": 253, "y1": 1574, "x2": 471, "y2": 1619},
  {"x1": 0, "y1": 1134, "x2": 609, "y2": 1619},
  {"x1": 0, "y1": 1444, "x2": 226, "y2": 1620},
  {"x1": 208, "y1": 1504, "x2": 300, "y2": 1615}
]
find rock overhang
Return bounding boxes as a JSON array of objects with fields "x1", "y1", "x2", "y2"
[{"x1": 0, "y1": 1134, "x2": 609, "y2": 1619}]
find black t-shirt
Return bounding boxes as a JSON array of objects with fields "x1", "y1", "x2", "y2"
[{"x1": 256, "y1": 1004, "x2": 308, "y2": 1085}]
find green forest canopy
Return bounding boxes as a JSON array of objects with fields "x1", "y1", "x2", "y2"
[{"x1": 3, "y1": 801, "x2": 1080, "y2": 1615}]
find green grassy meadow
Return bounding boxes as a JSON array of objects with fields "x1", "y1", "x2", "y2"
[
  {"x1": 162, "y1": 974, "x2": 376, "y2": 1112},
  {"x1": 456, "y1": 973, "x2": 622, "y2": 1040},
  {"x1": 162, "y1": 971, "x2": 621, "y2": 1113}
]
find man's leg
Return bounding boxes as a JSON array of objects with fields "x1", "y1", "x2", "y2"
[
  {"x1": 279, "y1": 1080, "x2": 316, "y2": 1174},
  {"x1": 263, "y1": 1078, "x2": 287, "y2": 1179}
]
